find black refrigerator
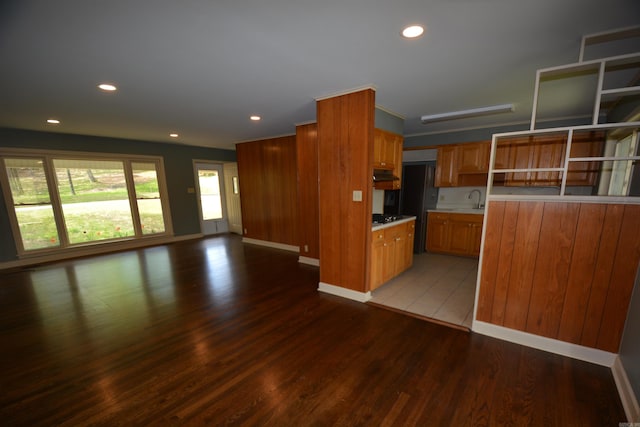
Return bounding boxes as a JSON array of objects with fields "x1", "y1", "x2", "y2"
[{"x1": 399, "y1": 162, "x2": 438, "y2": 254}]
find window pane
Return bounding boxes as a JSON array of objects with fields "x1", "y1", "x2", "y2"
[
  {"x1": 132, "y1": 162, "x2": 165, "y2": 235},
  {"x1": 53, "y1": 159, "x2": 134, "y2": 244},
  {"x1": 198, "y1": 170, "x2": 222, "y2": 220},
  {"x1": 4, "y1": 158, "x2": 60, "y2": 250}
]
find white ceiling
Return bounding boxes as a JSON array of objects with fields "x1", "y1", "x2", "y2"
[{"x1": 1, "y1": 0, "x2": 638, "y2": 150}]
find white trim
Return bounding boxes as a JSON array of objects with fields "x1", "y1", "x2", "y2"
[
  {"x1": 294, "y1": 120, "x2": 317, "y2": 127},
  {"x1": 318, "y1": 282, "x2": 371, "y2": 303},
  {"x1": 0, "y1": 233, "x2": 203, "y2": 270},
  {"x1": 471, "y1": 320, "x2": 617, "y2": 367},
  {"x1": 375, "y1": 104, "x2": 405, "y2": 120},
  {"x1": 314, "y1": 84, "x2": 377, "y2": 101},
  {"x1": 613, "y1": 356, "x2": 640, "y2": 422},
  {"x1": 298, "y1": 256, "x2": 319, "y2": 266},
  {"x1": 487, "y1": 194, "x2": 640, "y2": 204},
  {"x1": 241, "y1": 237, "x2": 299, "y2": 253},
  {"x1": 234, "y1": 132, "x2": 296, "y2": 145}
]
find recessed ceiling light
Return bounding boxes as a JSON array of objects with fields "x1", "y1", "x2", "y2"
[
  {"x1": 250, "y1": 115, "x2": 261, "y2": 121},
  {"x1": 169, "y1": 133, "x2": 179, "y2": 138},
  {"x1": 47, "y1": 119, "x2": 60, "y2": 124},
  {"x1": 402, "y1": 25, "x2": 424, "y2": 39},
  {"x1": 98, "y1": 83, "x2": 117, "y2": 92}
]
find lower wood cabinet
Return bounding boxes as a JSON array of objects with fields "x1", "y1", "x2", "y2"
[
  {"x1": 426, "y1": 212, "x2": 483, "y2": 257},
  {"x1": 370, "y1": 220, "x2": 415, "y2": 290}
]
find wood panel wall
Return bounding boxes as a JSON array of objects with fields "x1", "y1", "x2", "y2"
[
  {"x1": 236, "y1": 135, "x2": 298, "y2": 246},
  {"x1": 477, "y1": 201, "x2": 640, "y2": 353},
  {"x1": 296, "y1": 123, "x2": 319, "y2": 260},
  {"x1": 317, "y1": 89, "x2": 374, "y2": 292}
]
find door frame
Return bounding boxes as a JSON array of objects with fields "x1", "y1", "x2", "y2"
[{"x1": 193, "y1": 160, "x2": 229, "y2": 235}]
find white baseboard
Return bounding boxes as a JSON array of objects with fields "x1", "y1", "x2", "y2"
[
  {"x1": 472, "y1": 320, "x2": 617, "y2": 367},
  {"x1": 318, "y1": 282, "x2": 371, "y2": 303},
  {"x1": 298, "y1": 256, "x2": 319, "y2": 266},
  {"x1": 613, "y1": 356, "x2": 640, "y2": 422},
  {"x1": 0, "y1": 233, "x2": 203, "y2": 270},
  {"x1": 242, "y1": 238, "x2": 299, "y2": 253}
]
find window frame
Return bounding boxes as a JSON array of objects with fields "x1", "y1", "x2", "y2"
[{"x1": 0, "y1": 148, "x2": 173, "y2": 257}]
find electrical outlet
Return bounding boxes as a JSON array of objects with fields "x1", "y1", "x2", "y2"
[
  {"x1": 439, "y1": 195, "x2": 445, "y2": 201},
  {"x1": 353, "y1": 190, "x2": 362, "y2": 202},
  {"x1": 244, "y1": 228, "x2": 247, "y2": 234},
  {"x1": 304, "y1": 244, "x2": 309, "y2": 253}
]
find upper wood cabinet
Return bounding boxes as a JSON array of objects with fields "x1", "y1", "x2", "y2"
[
  {"x1": 435, "y1": 142, "x2": 490, "y2": 187},
  {"x1": 373, "y1": 129, "x2": 403, "y2": 190},
  {"x1": 497, "y1": 131, "x2": 604, "y2": 187},
  {"x1": 434, "y1": 145, "x2": 458, "y2": 187},
  {"x1": 458, "y1": 142, "x2": 489, "y2": 174}
]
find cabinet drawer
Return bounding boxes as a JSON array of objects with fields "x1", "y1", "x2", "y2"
[
  {"x1": 372, "y1": 230, "x2": 385, "y2": 241},
  {"x1": 429, "y1": 212, "x2": 449, "y2": 221}
]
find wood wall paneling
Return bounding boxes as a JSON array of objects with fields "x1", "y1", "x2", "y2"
[
  {"x1": 317, "y1": 89, "x2": 374, "y2": 292},
  {"x1": 502, "y1": 202, "x2": 544, "y2": 331},
  {"x1": 579, "y1": 204, "x2": 625, "y2": 348},
  {"x1": 236, "y1": 136, "x2": 298, "y2": 246},
  {"x1": 525, "y1": 203, "x2": 579, "y2": 338},
  {"x1": 478, "y1": 201, "x2": 640, "y2": 353},
  {"x1": 596, "y1": 205, "x2": 640, "y2": 352},
  {"x1": 490, "y1": 202, "x2": 520, "y2": 325},
  {"x1": 296, "y1": 123, "x2": 319, "y2": 260},
  {"x1": 476, "y1": 201, "x2": 505, "y2": 322},
  {"x1": 556, "y1": 204, "x2": 606, "y2": 344}
]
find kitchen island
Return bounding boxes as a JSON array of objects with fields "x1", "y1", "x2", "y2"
[{"x1": 370, "y1": 216, "x2": 416, "y2": 290}]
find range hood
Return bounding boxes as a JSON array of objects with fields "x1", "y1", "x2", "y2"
[{"x1": 373, "y1": 169, "x2": 400, "y2": 182}]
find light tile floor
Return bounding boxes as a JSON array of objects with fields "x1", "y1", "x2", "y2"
[{"x1": 370, "y1": 253, "x2": 479, "y2": 329}]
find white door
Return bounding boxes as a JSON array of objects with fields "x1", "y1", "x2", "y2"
[
  {"x1": 194, "y1": 161, "x2": 229, "y2": 235},
  {"x1": 223, "y1": 163, "x2": 243, "y2": 234}
]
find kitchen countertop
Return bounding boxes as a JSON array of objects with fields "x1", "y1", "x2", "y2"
[
  {"x1": 372, "y1": 215, "x2": 416, "y2": 231},
  {"x1": 427, "y1": 208, "x2": 485, "y2": 215}
]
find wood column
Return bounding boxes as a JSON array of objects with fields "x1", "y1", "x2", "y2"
[{"x1": 317, "y1": 89, "x2": 375, "y2": 292}]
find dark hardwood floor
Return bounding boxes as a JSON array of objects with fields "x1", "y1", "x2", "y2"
[{"x1": 0, "y1": 234, "x2": 626, "y2": 426}]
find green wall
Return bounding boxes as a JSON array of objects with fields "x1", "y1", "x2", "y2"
[{"x1": 0, "y1": 128, "x2": 236, "y2": 263}]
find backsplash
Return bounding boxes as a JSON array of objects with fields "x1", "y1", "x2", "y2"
[
  {"x1": 436, "y1": 187, "x2": 486, "y2": 210},
  {"x1": 372, "y1": 189, "x2": 384, "y2": 214}
]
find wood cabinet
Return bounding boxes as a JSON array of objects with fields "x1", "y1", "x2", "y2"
[
  {"x1": 369, "y1": 219, "x2": 415, "y2": 290},
  {"x1": 496, "y1": 131, "x2": 604, "y2": 187},
  {"x1": 426, "y1": 212, "x2": 483, "y2": 257},
  {"x1": 373, "y1": 129, "x2": 403, "y2": 190},
  {"x1": 435, "y1": 142, "x2": 490, "y2": 187},
  {"x1": 434, "y1": 145, "x2": 458, "y2": 187},
  {"x1": 458, "y1": 142, "x2": 489, "y2": 173}
]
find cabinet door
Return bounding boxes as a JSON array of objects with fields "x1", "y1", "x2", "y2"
[
  {"x1": 373, "y1": 130, "x2": 387, "y2": 169},
  {"x1": 567, "y1": 131, "x2": 605, "y2": 186},
  {"x1": 370, "y1": 230, "x2": 386, "y2": 290},
  {"x1": 392, "y1": 134, "x2": 403, "y2": 190},
  {"x1": 404, "y1": 221, "x2": 415, "y2": 270},
  {"x1": 458, "y1": 142, "x2": 489, "y2": 173},
  {"x1": 505, "y1": 139, "x2": 533, "y2": 186},
  {"x1": 448, "y1": 217, "x2": 473, "y2": 255},
  {"x1": 435, "y1": 146, "x2": 458, "y2": 187},
  {"x1": 426, "y1": 213, "x2": 449, "y2": 252},
  {"x1": 469, "y1": 217, "x2": 483, "y2": 257},
  {"x1": 530, "y1": 138, "x2": 565, "y2": 186}
]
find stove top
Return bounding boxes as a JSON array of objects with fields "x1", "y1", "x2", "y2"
[{"x1": 372, "y1": 214, "x2": 404, "y2": 224}]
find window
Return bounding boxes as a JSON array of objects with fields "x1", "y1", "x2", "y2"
[
  {"x1": 1, "y1": 151, "x2": 171, "y2": 255},
  {"x1": 4, "y1": 157, "x2": 60, "y2": 251}
]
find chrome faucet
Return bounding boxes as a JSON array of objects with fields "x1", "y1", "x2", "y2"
[{"x1": 468, "y1": 189, "x2": 482, "y2": 209}]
